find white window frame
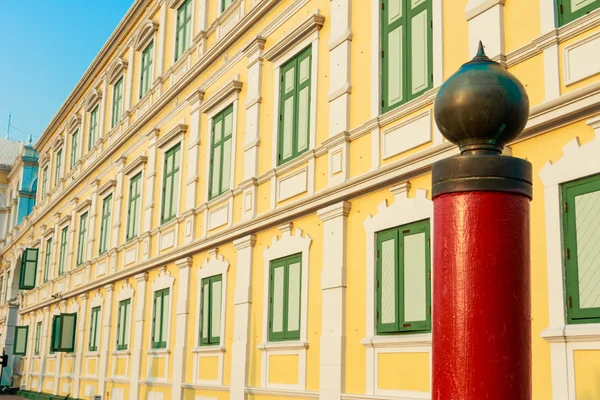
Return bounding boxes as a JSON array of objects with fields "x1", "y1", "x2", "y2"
[
  {"x1": 123, "y1": 157, "x2": 147, "y2": 243},
  {"x1": 75, "y1": 200, "x2": 92, "y2": 268},
  {"x1": 157, "y1": 124, "x2": 187, "y2": 225},
  {"x1": 539, "y1": 116, "x2": 600, "y2": 400},
  {"x1": 370, "y1": 0, "x2": 443, "y2": 118},
  {"x1": 135, "y1": 20, "x2": 159, "y2": 101},
  {"x1": 258, "y1": 224, "x2": 311, "y2": 391},
  {"x1": 87, "y1": 292, "x2": 104, "y2": 355},
  {"x1": 361, "y1": 182, "x2": 433, "y2": 398},
  {"x1": 146, "y1": 268, "x2": 175, "y2": 382},
  {"x1": 192, "y1": 249, "x2": 229, "y2": 385},
  {"x1": 169, "y1": 0, "x2": 196, "y2": 62},
  {"x1": 115, "y1": 283, "x2": 134, "y2": 352}
]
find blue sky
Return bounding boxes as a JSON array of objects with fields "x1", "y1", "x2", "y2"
[{"x1": 0, "y1": 1, "x2": 133, "y2": 144}]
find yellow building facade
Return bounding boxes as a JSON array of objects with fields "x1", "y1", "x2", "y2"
[{"x1": 2, "y1": 0, "x2": 600, "y2": 399}]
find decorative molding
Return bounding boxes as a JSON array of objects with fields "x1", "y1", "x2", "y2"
[
  {"x1": 75, "y1": 199, "x2": 92, "y2": 213},
  {"x1": 465, "y1": 0, "x2": 505, "y2": 21},
  {"x1": 199, "y1": 79, "x2": 243, "y2": 114},
  {"x1": 134, "y1": 20, "x2": 159, "y2": 51},
  {"x1": 97, "y1": 180, "x2": 117, "y2": 196},
  {"x1": 156, "y1": 123, "x2": 188, "y2": 149},
  {"x1": 107, "y1": 58, "x2": 128, "y2": 85},
  {"x1": 67, "y1": 114, "x2": 82, "y2": 134},
  {"x1": 263, "y1": 13, "x2": 325, "y2": 62},
  {"x1": 84, "y1": 88, "x2": 102, "y2": 112},
  {"x1": 123, "y1": 155, "x2": 148, "y2": 176}
]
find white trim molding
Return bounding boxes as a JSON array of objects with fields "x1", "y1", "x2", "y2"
[
  {"x1": 362, "y1": 182, "x2": 433, "y2": 397},
  {"x1": 259, "y1": 224, "x2": 311, "y2": 391},
  {"x1": 539, "y1": 115, "x2": 600, "y2": 400}
]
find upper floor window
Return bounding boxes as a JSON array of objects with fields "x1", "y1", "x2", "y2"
[
  {"x1": 175, "y1": 0, "x2": 192, "y2": 61},
  {"x1": 55, "y1": 149, "x2": 62, "y2": 183},
  {"x1": 70, "y1": 130, "x2": 79, "y2": 169},
  {"x1": 58, "y1": 226, "x2": 68, "y2": 276},
  {"x1": 111, "y1": 77, "x2": 124, "y2": 128},
  {"x1": 99, "y1": 194, "x2": 113, "y2": 255},
  {"x1": 88, "y1": 306, "x2": 101, "y2": 352},
  {"x1": 88, "y1": 105, "x2": 98, "y2": 151},
  {"x1": 161, "y1": 143, "x2": 181, "y2": 223},
  {"x1": 222, "y1": 0, "x2": 234, "y2": 12},
  {"x1": 381, "y1": 0, "x2": 432, "y2": 113},
  {"x1": 76, "y1": 212, "x2": 88, "y2": 266},
  {"x1": 278, "y1": 47, "x2": 311, "y2": 165},
  {"x1": 210, "y1": 105, "x2": 233, "y2": 199},
  {"x1": 126, "y1": 172, "x2": 142, "y2": 241},
  {"x1": 41, "y1": 166, "x2": 48, "y2": 198},
  {"x1": 376, "y1": 219, "x2": 431, "y2": 334},
  {"x1": 13, "y1": 326, "x2": 28, "y2": 356},
  {"x1": 116, "y1": 298, "x2": 131, "y2": 350},
  {"x1": 140, "y1": 41, "x2": 154, "y2": 98},
  {"x1": 34, "y1": 321, "x2": 42, "y2": 355},
  {"x1": 269, "y1": 253, "x2": 302, "y2": 341},
  {"x1": 43, "y1": 237, "x2": 52, "y2": 283},
  {"x1": 562, "y1": 174, "x2": 600, "y2": 324},
  {"x1": 558, "y1": 0, "x2": 600, "y2": 26},
  {"x1": 152, "y1": 288, "x2": 170, "y2": 349},
  {"x1": 19, "y1": 248, "x2": 39, "y2": 290},
  {"x1": 200, "y1": 275, "x2": 222, "y2": 346}
]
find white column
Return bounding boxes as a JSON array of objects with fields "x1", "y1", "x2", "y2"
[
  {"x1": 98, "y1": 77, "x2": 109, "y2": 146},
  {"x1": 87, "y1": 180, "x2": 100, "y2": 261},
  {"x1": 72, "y1": 293, "x2": 88, "y2": 397},
  {"x1": 79, "y1": 111, "x2": 86, "y2": 161},
  {"x1": 466, "y1": 0, "x2": 505, "y2": 60},
  {"x1": 156, "y1": 2, "x2": 168, "y2": 79},
  {"x1": 110, "y1": 158, "x2": 126, "y2": 272},
  {"x1": 242, "y1": 39, "x2": 264, "y2": 176},
  {"x1": 171, "y1": 257, "x2": 192, "y2": 400},
  {"x1": 143, "y1": 131, "x2": 159, "y2": 235},
  {"x1": 37, "y1": 307, "x2": 50, "y2": 393},
  {"x1": 2, "y1": 303, "x2": 19, "y2": 386},
  {"x1": 66, "y1": 199, "x2": 78, "y2": 275},
  {"x1": 231, "y1": 234, "x2": 256, "y2": 400},
  {"x1": 130, "y1": 272, "x2": 148, "y2": 400},
  {"x1": 317, "y1": 201, "x2": 351, "y2": 400},
  {"x1": 183, "y1": 91, "x2": 203, "y2": 243},
  {"x1": 195, "y1": 0, "x2": 208, "y2": 33},
  {"x1": 52, "y1": 301, "x2": 67, "y2": 395},
  {"x1": 126, "y1": 45, "x2": 135, "y2": 112},
  {"x1": 51, "y1": 215, "x2": 60, "y2": 280},
  {"x1": 97, "y1": 284, "x2": 114, "y2": 397}
]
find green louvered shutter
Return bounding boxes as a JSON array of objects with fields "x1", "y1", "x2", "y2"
[
  {"x1": 50, "y1": 315, "x2": 59, "y2": 353},
  {"x1": 13, "y1": 326, "x2": 29, "y2": 355},
  {"x1": 19, "y1": 248, "x2": 39, "y2": 290},
  {"x1": 57, "y1": 313, "x2": 77, "y2": 352},
  {"x1": 377, "y1": 229, "x2": 400, "y2": 333},
  {"x1": 558, "y1": 0, "x2": 600, "y2": 26}
]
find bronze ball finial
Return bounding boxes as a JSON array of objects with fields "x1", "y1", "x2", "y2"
[{"x1": 434, "y1": 41, "x2": 530, "y2": 155}]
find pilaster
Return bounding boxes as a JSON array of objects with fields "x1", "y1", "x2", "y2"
[
  {"x1": 317, "y1": 201, "x2": 351, "y2": 400},
  {"x1": 66, "y1": 198, "x2": 79, "y2": 276},
  {"x1": 97, "y1": 283, "x2": 115, "y2": 397},
  {"x1": 72, "y1": 293, "x2": 89, "y2": 396},
  {"x1": 38, "y1": 307, "x2": 50, "y2": 393},
  {"x1": 111, "y1": 157, "x2": 127, "y2": 271},
  {"x1": 466, "y1": 0, "x2": 505, "y2": 60},
  {"x1": 171, "y1": 257, "x2": 193, "y2": 400},
  {"x1": 231, "y1": 234, "x2": 256, "y2": 400},
  {"x1": 143, "y1": 130, "x2": 160, "y2": 259},
  {"x1": 87, "y1": 180, "x2": 100, "y2": 261},
  {"x1": 156, "y1": 2, "x2": 168, "y2": 78},
  {"x1": 53, "y1": 300, "x2": 68, "y2": 395},
  {"x1": 130, "y1": 272, "x2": 148, "y2": 400},
  {"x1": 99, "y1": 76, "x2": 109, "y2": 148},
  {"x1": 183, "y1": 91, "x2": 204, "y2": 243},
  {"x1": 126, "y1": 45, "x2": 135, "y2": 112}
]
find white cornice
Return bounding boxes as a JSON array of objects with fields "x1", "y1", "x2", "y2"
[
  {"x1": 84, "y1": 88, "x2": 103, "y2": 112},
  {"x1": 97, "y1": 180, "x2": 117, "y2": 196},
  {"x1": 75, "y1": 199, "x2": 92, "y2": 213},
  {"x1": 199, "y1": 79, "x2": 243, "y2": 114},
  {"x1": 263, "y1": 13, "x2": 325, "y2": 62},
  {"x1": 134, "y1": 19, "x2": 159, "y2": 51},
  {"x1": 123, "y1": 155, "x2": 148, "y2": 176},
  {"x1": 107, "y1": 58, "x2": 129, "y2": 85},
  {"x1": 156, "y1": 124, "x2": 188, "y2": 149}
]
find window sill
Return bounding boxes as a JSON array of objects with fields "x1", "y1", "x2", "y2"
[
  {"x1": 192, "y1": 345, "x2": 226, "y2": 354},
  {"x1": 64, "y1": 353, "x2": 76, "y2": 359},
  {"x1": 360, "y1": 333, "x2": 432, "y2": 348},
  {"x1": 147, "y1": 348, "x2": 171, "y2": 355},
  {"x1": 84, "y1": 351, "x2": 100, "y2": 357},
  {"x1": 541, "y1": 323, "x2": 600, "y2": 343},
  {"x1": 111, "y1": 350, "x2": 131, "y2": 356},
  {"x1": 206, "y1": 190, "x2": 234, "y2": 208},
  {"x1": 258, "y1": 340, "x2": 309, "y2": 351}
]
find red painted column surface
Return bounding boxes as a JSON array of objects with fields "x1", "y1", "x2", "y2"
[{"x1": 432, "y1": 191, "x2": 531, "y2": 399}]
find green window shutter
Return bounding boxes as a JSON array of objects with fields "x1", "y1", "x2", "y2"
[
  {"x1": 56, "y1": 313, "x2": 77, "y2": 352},
  {"x1": 76, "y1": 212, "x2": 88, "y2": 266},
  {"x1": 152, "y1": 288, "x2": 169, "y2": 349},
  {"x1": 140, "y1": 41, "x2": 154, "y2": 98},
  {"x1": 112, "y1": 77, "x2": 123, "y2": 128},
  {"x1": 88, "y1": 106, "x2": 98, "y2": 151},
  {"x1": 13, "y1": 326, "x2": 29, "y2": 356},
  {"x1": 209, "y1": 105, "x2": 234, "y2": 200},
  {"x1": 19, "y1": 248, "x2": 39, "y2": 290},
  {"x1": 161, "y1": 144, "x2": 181, "y2": 223},
  {"x1": 278, "y1": 47, "x2": 312, "y2": 165},
  {"x1": 381, "y1": 0, "x2": 432, "y2": 113},
  {"x1": 200, "y1": 275, "x2": 222, "y2": 346},
  {"x1": 70, "y1": 130, "x2": 79, "y2": 169},
  {"x1": 50, "y1": 315, "x2": 59, "y2": 353},
  {"x1": 58, "y1": 226, "x2": 68, "y2": 276},
  {"x1": 55, "y1": 150, "x2": 62, "y2": 183},
  {"x1": 558, "y1": 0, "x2": 600, "y2": 26},
  {"x1": 99, "y1": 194, "x2": 113, "y2": 255},
  {"x1": 222, "y1": 0, "x2": 235, "y2": 11},
  {"x1": 43, "y1": 238, "x2": 52, "y2": 283},
  {"x1": 269, "y1": 254, "x2": 302, "y2": 341},
  {"x1": 127, "y1": 173, "x2": 142, "y2": 241},
  {"x1": 117, "y1": 299, "x2": 130, "y2": 350},
  {"x1": 34, "y1": 321, "x2": 42, "y2": 355},
  {"x1": 175, "y1": 0, "x2": 192, "y2": 61},
  {"x1": 376, "y1": 219, "x2": 431, "y2": 335},
  {"x1": 200, "y1": 279, "x2": 210, "y2": 345},
  {"x1": 89, "y1": 306, "x2": 100, "y2": 351},
  {"x1": 562, "y1": 174, "x2": 600, "y2": 323}
]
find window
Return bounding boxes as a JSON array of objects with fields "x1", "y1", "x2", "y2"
[
  {"x1": 209, "y1": 106, "x2": 233, "y2": 199},
  {"x1": 111, "y1": 77, "x2": 124, "y2": 128},
  {"x1": 278, "y1": 47, "x2": 312, "y2": 165},
  {"x1": 116, "y1": 299, "x2": 131, "y2": 350},
  {"x1": 55, "y1": 149, "x2": 62, "y2": 183},
  {"x1": 268, "y1": 254, "x2": 302, "y2": 341},
  {"x1": 376, "y1": 219, "x2": 431, "y2": 334},
  {"x1": 50, "y1": 313, "x2": 77, "y2": 353},
  {"x1": 99, "y1": 194, "x2": 112, "y2": 255},
  {"x1": 76, "y1": 212, "x2": 88, "y2": 266},
  {"x1": 126, "y1": 172, "x2": 142, "y2": 241},
  {"x1": 161, "y1": 144, "x2": 181, "y2": 223},
  {"x1": 88, "y1": 106, "x2": 98, "y2": 151},
  {"x1": 222, "y1": 0, "x2": 234, "y2": 12},
  {"x1": 41, "y1": 166, "x2": 48, "y2": 198},
  {"x1": 175, "y1": 0, "x2": 192, "y2": 61},
  {"x1": 13, "y1": 326, "x2": 28, "y2": 356},
  {"x1": 70, "y1": 130, "x2": 79, "y2": 169},
  {"x1": 58, "y1": 226, "x2": 68, "y2": 276},
  {"x1": 200, "y1": 275, "x2": 222, "y2": 345},
  {"x1": 152, "y1": 288, "x2": 170, "y2": 349},
  {"x1": 43, "y1": 238, "x2": 52, "y2": 283},
  {"x1": 140, "y1": 41, "x2": 154, "y2": 98},
  {"x1": 381, "y1": 0, "x2": 432, "y2": 113},
  {"x1": 88, "y1": 306, "x2": 101, "y2": 351},
  {"x1": 19, "y1": 248, "x2": 39, "y2": 290},
  {"x1": 562, "y1": 174, "x2": 600, "y2": 324},
  {"x1": 558, "y1": 0, "x2": 600, "y2": 26},
  {"x1": 34, "y1": 321, "x2": 42, "y2": 355}
]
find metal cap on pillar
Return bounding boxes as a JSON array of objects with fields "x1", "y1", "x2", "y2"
[{"x1": 431, "y1": 42, "x2": 533, "y2": 399}]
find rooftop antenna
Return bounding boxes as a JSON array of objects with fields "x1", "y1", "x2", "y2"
[{"x1": 6, "y1": 111, "x2": 11, "y2": 139}]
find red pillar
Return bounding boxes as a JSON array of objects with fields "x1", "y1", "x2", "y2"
[{"x1": 432, "y1": 191, "x2": 531, "y2": 399}]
